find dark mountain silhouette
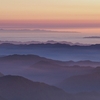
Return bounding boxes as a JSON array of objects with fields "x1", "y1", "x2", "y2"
[
  {"x1": 93, "y1": 66, "x2": 100, "y2": 73},
  {"x1": 30, "y1": 60, "x2": 64, "y2": 70},
  {"x1": 0, "y1": 54, "x2": 100, "y2": 67},
  {"x1": 0, "y1": 54, "x2": 65, "y2": 65},
  {"x1": 0, "y1": 54, "x2": 48, "y2": 69},
  {"x1": 65, "y1": 60, "x2": 100, "y2": 67},
  {"x1": 74, "y1": 91, "x2": 100, "y2": 100},
  {"x1": 0, "y1": 54, "x2": 44, "y2": 60},
  {"x1": 0, "y1": 96, "x2": 6, "y2": 100},
  {"x1": 0, "y1": 75, "x2": 100, "y2": 100},
  {"x1": 0, "y1": 72, "x2": 4, "y2": 77},
  {"x1": 0, "y1": 75, "x2": 73, "y2": 100},
  {"x1": 56, "y1": 72, "x2": 100, "y2": 93}
]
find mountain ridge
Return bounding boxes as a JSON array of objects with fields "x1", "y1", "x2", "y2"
[
  {"x1": 0, "y1": 75, "x2": 73, "y2": 100},
  {"x1": 56, "y1": 72, "x2": 100, "y2": 93}
]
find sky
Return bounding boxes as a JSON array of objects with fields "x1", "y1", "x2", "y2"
[{"x1": 0, "y1": 0, "x2": 100, "y2": 33}]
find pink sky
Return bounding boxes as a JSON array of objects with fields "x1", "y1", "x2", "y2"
[{"x1": 0, "y1": 0, "x2": 100, "y2": 33}]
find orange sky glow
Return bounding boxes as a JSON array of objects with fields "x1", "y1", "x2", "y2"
[{"x1": 0, "y1": 0, "x2": 100, "y2": 33}]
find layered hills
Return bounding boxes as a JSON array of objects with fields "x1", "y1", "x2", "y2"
[
  {"x1": 0, "y1": 43, "x2": 100, "y2": 61},
  {"x1": 0, "y1": 54, "x2": 98, "y2": 85}
]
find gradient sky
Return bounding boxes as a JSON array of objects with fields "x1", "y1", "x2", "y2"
[{"x1": 0, "y1": 0, "x2": 100, "y2": 32}]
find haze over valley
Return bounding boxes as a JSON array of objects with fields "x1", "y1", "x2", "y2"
[{"x1": 0, "y1": 54, "x2": 100, "y2": 100}]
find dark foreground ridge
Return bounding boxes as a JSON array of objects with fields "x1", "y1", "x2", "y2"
[
  {"x1": 0, "y1": 75, "x2": 100, "y2": 100},
  {"x1": 0, "y1": 75, "x2": 73, "y2": 100},
  {"x1": 0, "y1": 72, "x2": 3, "y2": 77}
]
